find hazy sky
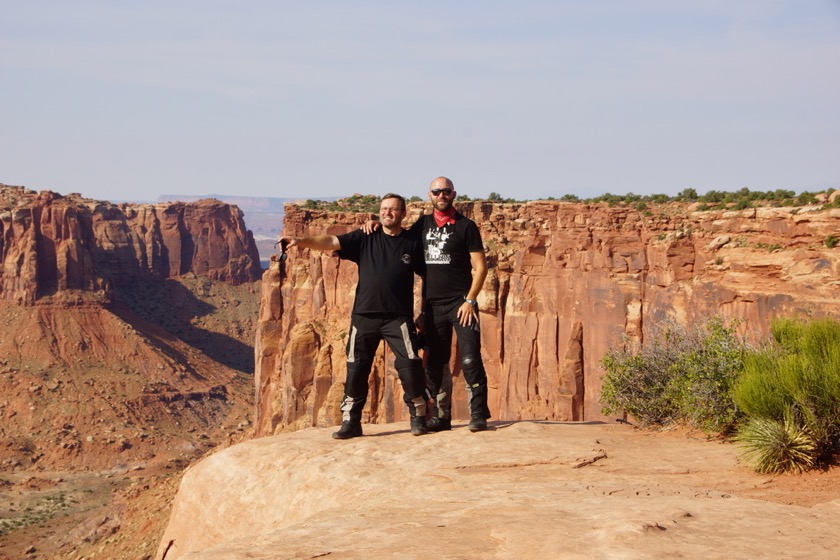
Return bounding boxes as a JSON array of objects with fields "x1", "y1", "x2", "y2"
[{"x1": 2, "y1": 1, "x2": 839, "y2": 202}]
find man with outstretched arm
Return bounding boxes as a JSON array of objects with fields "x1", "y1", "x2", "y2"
[{"x1": 280, "y1": 194, "x2": 428, "y2": 439}]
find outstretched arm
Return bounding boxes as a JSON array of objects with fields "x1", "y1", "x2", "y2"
[{"x1": 279, "y1": 235, "x2": 341, "y2": 251}]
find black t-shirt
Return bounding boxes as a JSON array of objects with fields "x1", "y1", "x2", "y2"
[
  {"x1": 409, "y1": 213, "x2": 484, "y2": 302},
  {"x1": 336, "y1": 229, "x2": 425, "y2": 316}
]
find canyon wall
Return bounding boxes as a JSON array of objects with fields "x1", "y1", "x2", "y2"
[
  {"x1": 0, "y1": 185, "x2": 262, "y2": 304},
  {"x1": 0, "y1": 184, "x2": 263, "y2": 471},
  {"x1": 255, "y1": 201, "x2": 840, "y2": 435}
]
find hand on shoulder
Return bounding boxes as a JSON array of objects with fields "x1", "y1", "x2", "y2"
[{"x1": 360, "y1": 220, "x2": 381, "y2": 235}]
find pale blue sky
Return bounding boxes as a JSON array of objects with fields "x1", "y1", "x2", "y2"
[{"x1": 2, "y1": 1, "x2": 839, "y2": 202}]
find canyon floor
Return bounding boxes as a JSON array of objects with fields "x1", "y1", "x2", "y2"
[
  {"x1": 157, "y1": 420, "x2": 840, "y2": 560},
  {"x1": 0, "y1": 276, "x2": 261, "y2": 560},
  {"x1": 0, "y1": 432, "x2": 256, "y2": 560}
]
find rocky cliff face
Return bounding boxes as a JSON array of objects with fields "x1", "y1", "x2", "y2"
[
  {"x1": 1, "y1": 185, "x2": 262, "y2": 305},
  {"x1": 0, "y1": 184, "x2": 264, "y2": 469},
  {"x1": 255, "y1": 202, "x2": 840, "y2": 435},
  {"x1": 0, "y1": 184, "x2": 267, "y2": 558}
]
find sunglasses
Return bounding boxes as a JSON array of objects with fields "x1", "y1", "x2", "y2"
[
  {"x1": 431, "y1": 188, "x2": 454, "y2": 196},
  {"x1": 274, "y1": 239, "x2": 289, "y2": 262}
]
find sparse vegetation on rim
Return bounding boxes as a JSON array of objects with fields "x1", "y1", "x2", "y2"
[{"x1": 294, "y1": 186, "x2": 839, "y2": 211}]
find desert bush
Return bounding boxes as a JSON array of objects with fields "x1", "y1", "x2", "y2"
[
  {"x1": 734, "y1": 316, "x2": 840, "y2": 472},
  {"x1": 735, "y1": 410, "x2": 816, "y2": 473},
  {"x1": 600, "y1": 351, "x2": 676, "y2": 425},
  {"x1": 600, "y1": 317, "x2": 748, "y2": 433}
]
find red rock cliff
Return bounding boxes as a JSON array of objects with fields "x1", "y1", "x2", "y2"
[
  {"x1": 255, "y1": 201, "x2": 840, "y2": 435},
  {"x1": 0, "y1": 185, "x2": 262, "y2": 304},
  {"x1": 0, "y1": 184, "x2": 262, "y2": 473}
]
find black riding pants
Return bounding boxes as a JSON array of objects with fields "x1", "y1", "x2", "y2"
[
  {"x1": 342, "y1": 313, "x2": 426, "y2": 423},
  {"x1": 424, "y1": 297, "x2": 491, "y2": 419}
]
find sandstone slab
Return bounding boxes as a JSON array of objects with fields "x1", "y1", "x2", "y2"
[{"x1": 158, "y1": 422, "x2": 840, "y2": 559}]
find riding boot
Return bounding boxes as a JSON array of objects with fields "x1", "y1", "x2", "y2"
[{"x1": 409, "y1": 396, "x2": 428, "y2": 436}]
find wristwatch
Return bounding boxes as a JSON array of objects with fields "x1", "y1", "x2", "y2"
[{"x1": 464, "y1": 297, "x2": 477, "y2": 306}]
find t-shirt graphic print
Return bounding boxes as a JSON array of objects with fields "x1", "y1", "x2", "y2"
[{"x1": 424, "y1": 227, "x2": 453, "y2": 264}]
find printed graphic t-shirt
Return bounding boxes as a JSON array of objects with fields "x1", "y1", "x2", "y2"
[
  {"x1": 409, "y1": 213, "x2": 484, "y2": 303},
  {"x1": 336, "y1": 229, "x2": 425, "y2": 316}
]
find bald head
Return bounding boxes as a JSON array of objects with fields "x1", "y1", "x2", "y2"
[
  {"x1": 429, "y1": 177, "x2": 454, "y2": 191},
  {"x1": 428, "y1": 176, "x2": 456, "y2": 211}
]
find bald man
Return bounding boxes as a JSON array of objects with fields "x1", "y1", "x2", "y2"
[{"x1": 409, "y1": 177, "x2": 491, "y2": 432}]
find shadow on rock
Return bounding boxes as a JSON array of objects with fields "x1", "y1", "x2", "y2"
[{"x1": 113, "y1": 276, "x2": 255, "y2": 374}]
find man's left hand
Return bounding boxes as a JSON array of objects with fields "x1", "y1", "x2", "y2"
[{"x1": 457, "y1": 302, "x2": 478, "y2": 327}]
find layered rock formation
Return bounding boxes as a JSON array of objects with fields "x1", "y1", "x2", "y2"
[
  {"x1": 1, "y1": 185, "x2": 262, "y2": 305},
  {"x1": 256, "y1": 202, "x2": 840, "y2": 434},
  {"x1": 0, "y1": 183, "x2": 263, "y2": 471},
  {"x1": 0, "y1": 184, "x2": 268, "y2": 559}
]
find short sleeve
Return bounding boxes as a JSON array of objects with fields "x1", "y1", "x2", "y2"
[
  {"x1": 463, "y1": 220, "x2": 484, "y2": 253},
  {"x1": 412, "y1": 239, "x2": 426, "y2": 277},
  {"x1": 336, "y1": 229, "x2": 364, "y2": 263}
]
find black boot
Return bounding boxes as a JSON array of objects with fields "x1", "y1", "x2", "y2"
[
  {"x1": 335, "y1": 395, "x2": 365, "y2": 440},
  {"x1": 408, "y1": 395, "x2": 428, "y2": 436},
  {"x1": 427, "y1": 417, "x2": 452, "y2": 432},
  {"x1": 332, "y1": 421, "x2": 363, "y2": 440},
  {"x1": 410, "y1": 416, "x2": 428, "y2": 436},
  {"x1": 468, "y1": 416, "x2": 488, "y2": 432}
]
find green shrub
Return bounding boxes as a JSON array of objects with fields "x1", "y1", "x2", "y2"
[
  {"x1": 734, "y1": 316, "x2": 840, "y2": 471},
  {"x1": 600, "y1": 351, "x2": 677, "y2": 426},
  {"x1": 600, "y1": 317, "x2": 748, "y2": 433},
  {"x1": 733, "y1": 198, "x2": 752, "y2": 210},
  {"x1": 736, "y1": 410, "x2": 816, "y2": 473},
  {"x1": 796, "y1": 192, "x2": 817, "y2": 205},
  {"x1": 826, "y1": 235, "x2": 838, "y2": 249}
]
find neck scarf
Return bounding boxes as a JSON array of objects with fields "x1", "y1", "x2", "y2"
[{"x1": 433, "y1": 207, "x2": 457, "y2": 227}]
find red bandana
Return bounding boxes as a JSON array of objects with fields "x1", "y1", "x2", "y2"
[{"x1": 433, "y1": 208, "x2": 457, "y2": 227}]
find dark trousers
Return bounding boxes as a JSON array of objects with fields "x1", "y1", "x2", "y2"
[
  {"x1": 342, "y1": 313, "x2": 427, "y2": 423},
  {"x1": 425, "y1": 297, "x2": 491, "y2": 419}
]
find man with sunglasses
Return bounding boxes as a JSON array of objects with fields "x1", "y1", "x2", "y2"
[
  {"x1": 410, "y1": 177, "x2": 490, "y2": 432},
  {"x1": 279, "y1": 194, "x2": 428, "y2": 439}
]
